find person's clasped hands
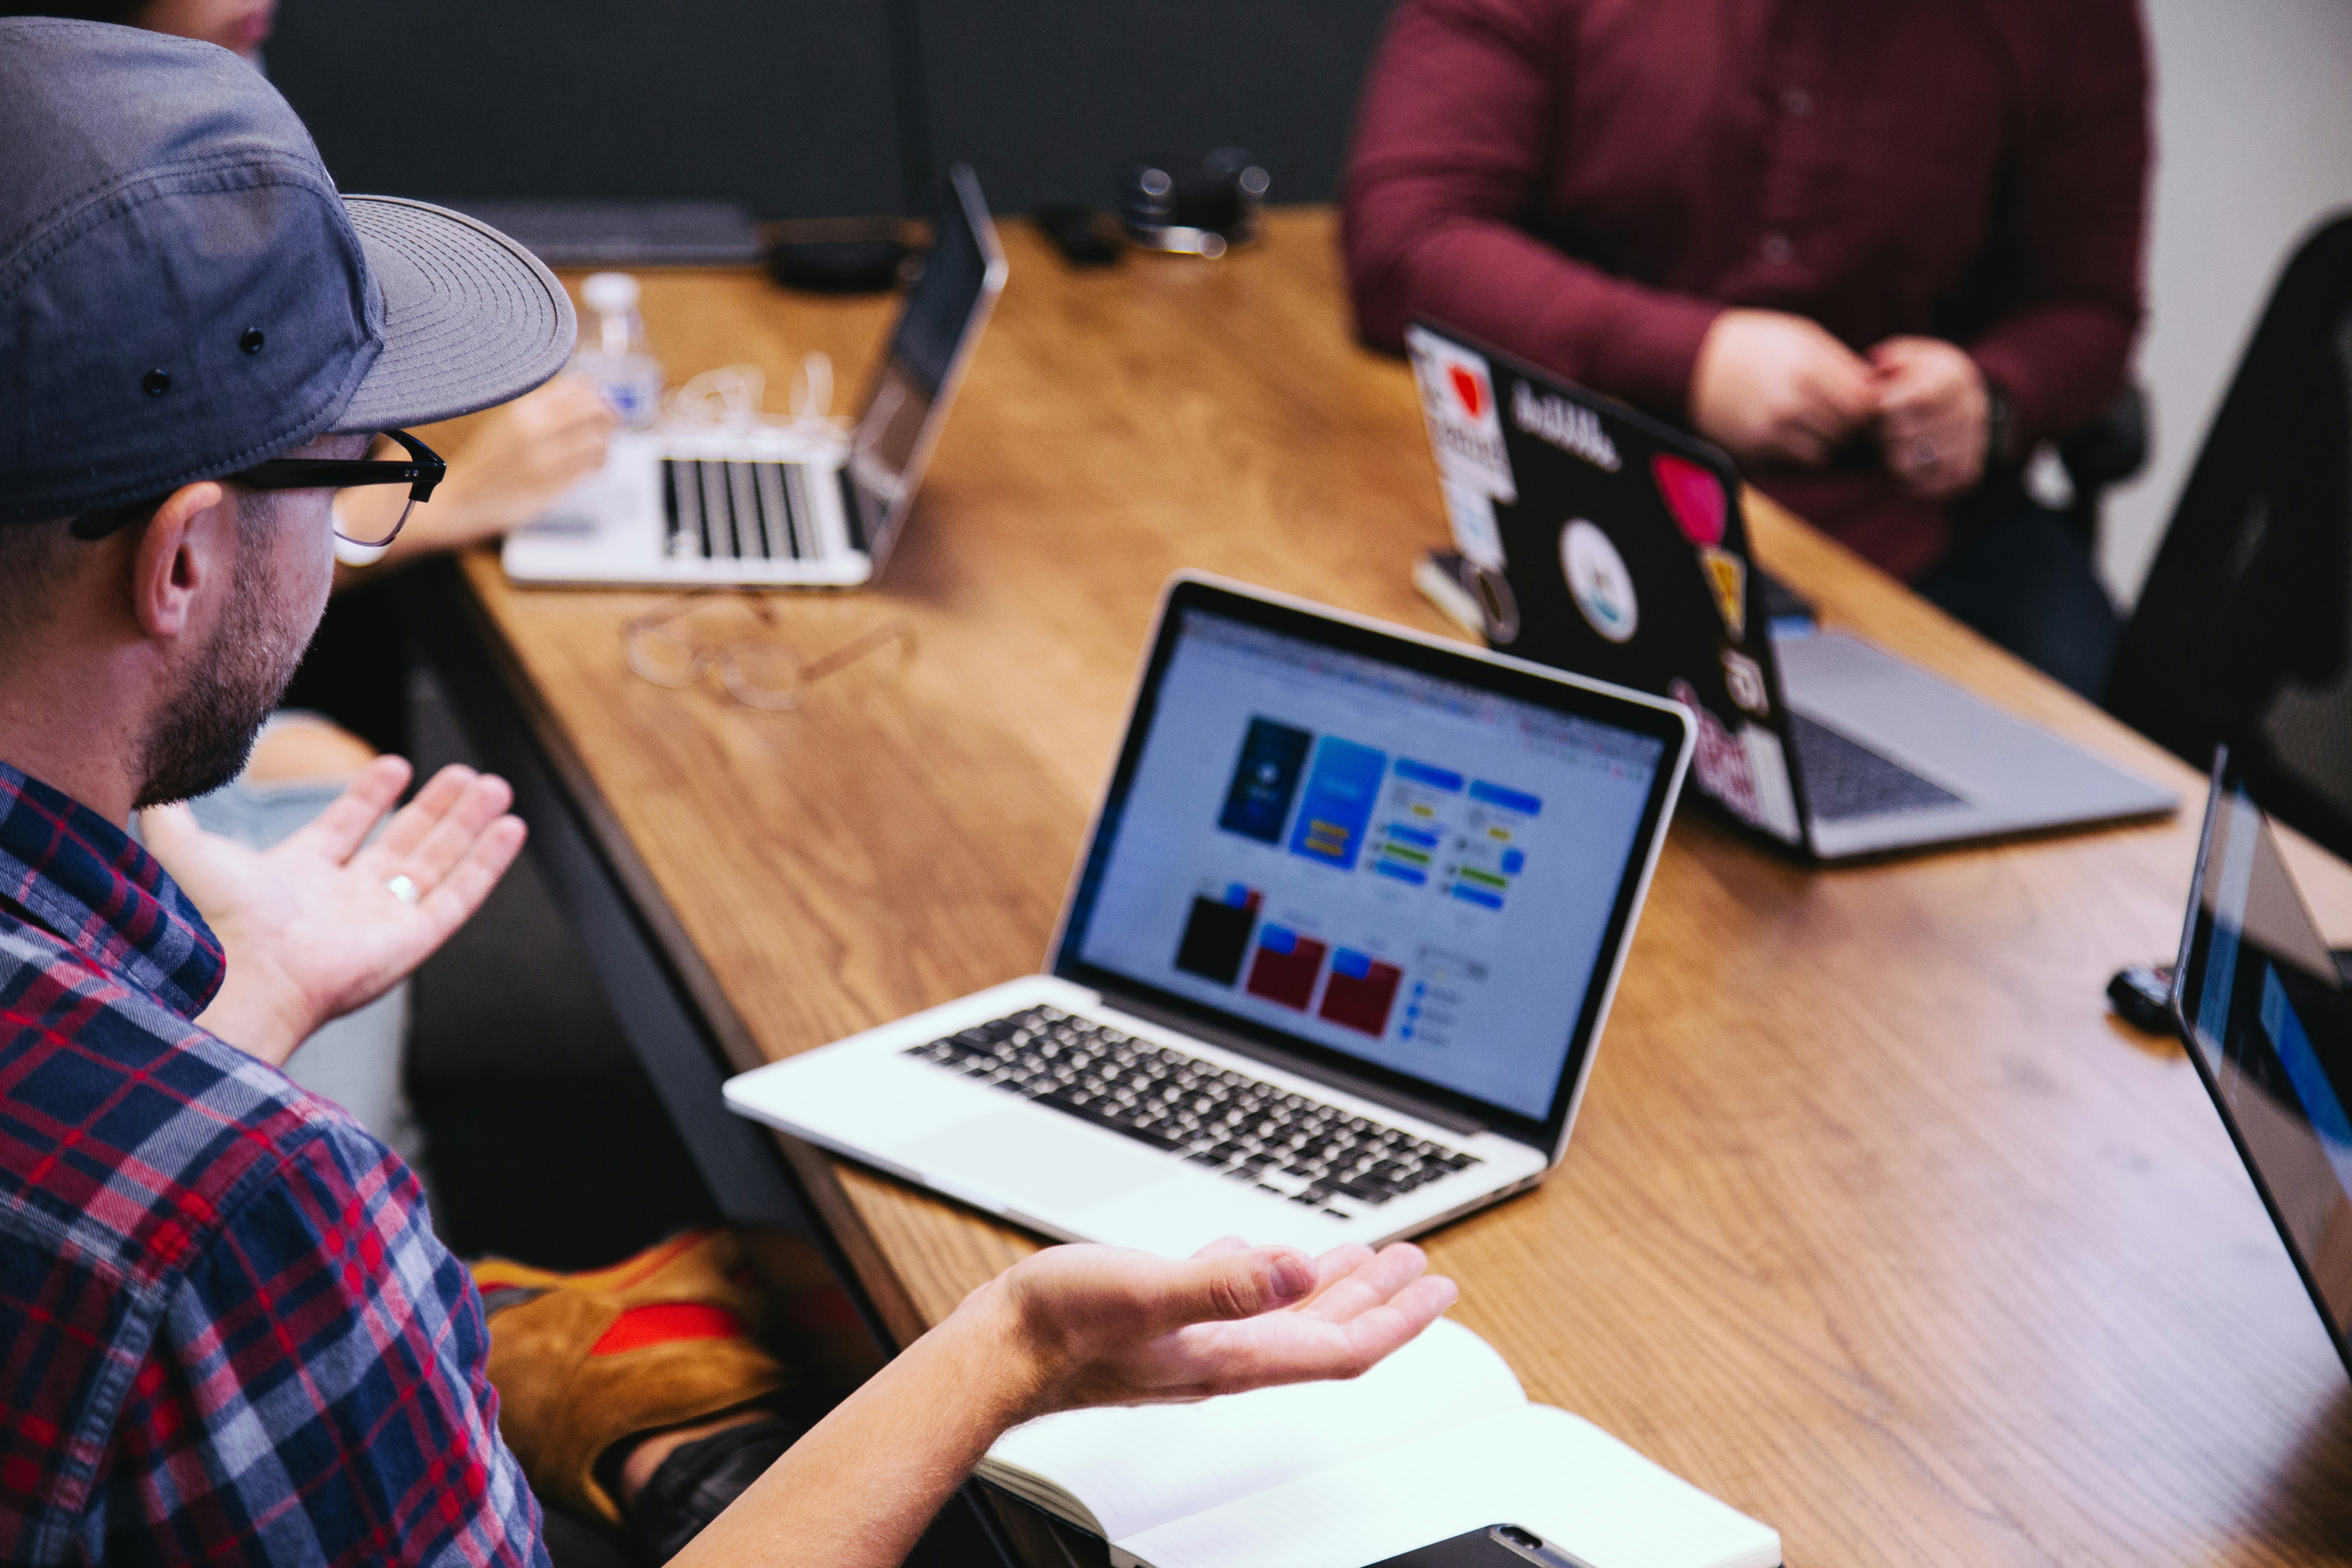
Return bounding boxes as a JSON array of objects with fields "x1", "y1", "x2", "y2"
[{"x1": 1691, "y1": 309, "x2": 1993, "y2": 502}]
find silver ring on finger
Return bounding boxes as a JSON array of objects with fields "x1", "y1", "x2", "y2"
[{"x1": 386, "y1": 874, "x2": 420, "y2": 905}]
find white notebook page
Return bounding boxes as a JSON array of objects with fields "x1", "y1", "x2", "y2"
[
  {"x1": 983, "y1": 1317, "x2": 1523, "y2": 1541},
  {"x1": 1113, "y1": 1404, "x2": 1780, "y2": 1568}
]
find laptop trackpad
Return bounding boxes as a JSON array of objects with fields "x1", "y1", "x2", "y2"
[{"x1": 888, "y1": 1108, "x2": 1175, "y2": 1214}]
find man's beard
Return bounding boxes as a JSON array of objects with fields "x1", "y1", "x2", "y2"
[{"x1": 133, "y1": 526, "x2": 316, "y2": 809}]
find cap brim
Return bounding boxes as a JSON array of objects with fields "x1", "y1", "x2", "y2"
[{"x1": 330, "y1": 196, "x2": 576, "y2": 434}]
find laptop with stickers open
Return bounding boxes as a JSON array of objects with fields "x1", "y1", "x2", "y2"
[{"x1": 1405, "y1": 320, "x2": 2174, "y2": 862}]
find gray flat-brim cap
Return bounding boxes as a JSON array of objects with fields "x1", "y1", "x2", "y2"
[{"x1": 0, "y1": 18, "x2": 574, "y2": 524}]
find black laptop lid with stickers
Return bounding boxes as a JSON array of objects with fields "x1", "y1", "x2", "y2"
[{"x1": 1403, "y1": 321, "x2": 1811, "y2": 849}]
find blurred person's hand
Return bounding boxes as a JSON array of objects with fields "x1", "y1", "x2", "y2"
[
  {"x1": 131, "y1": 0, "x2": 275, "y2": 60},
  {"x1": 142, "y1": 758, "x2": 525, "y2": 1067},
  {"x1": 1871, "y1": 336, "x2": 1990, "y2": 500},
  {"x1": 1690, "y1": 309, "x2": 1877, "y2": 467},
  {"x1": 430, "y1": 374, "x2": 619, "y2": 538},
  {"x1": 334, "y1": 375, "x2": 616, "y2": 579}
]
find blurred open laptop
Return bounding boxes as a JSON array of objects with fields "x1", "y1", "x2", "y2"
[
  {"x1": 725, "y1": 575, "x2": 1694, "y2": 1255},
  {"x1": 502, "y1": 164, "x2": 1005, "y2": 588},
  {"x1": 1404, "y1": 320, "x2": 2174, "y2": 861},
  {"x1": 2173, "y1": 747, "x2": 2352, "y2": 1379}
]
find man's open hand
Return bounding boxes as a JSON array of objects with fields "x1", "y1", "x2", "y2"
[
  {"x1": 971, "y1": 1236, "x2": 1459, "y2": 1422},
  {"x1": 142, "y1": 758, "x2": 526, "y2": 1066}
]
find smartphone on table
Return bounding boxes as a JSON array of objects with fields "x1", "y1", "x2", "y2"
[{"x1": 1366, "y1": 1525, "x2": 1597, "y2": 1568}]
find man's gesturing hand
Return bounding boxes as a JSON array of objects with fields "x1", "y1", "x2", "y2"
[
  {"x1": 971, "y1": 1237, "x2": 1459, "y2": 1423},
  {"x1": 1690, "y1": 308, "x2": 1878, "y2": 467},
  {"x1": 142, "y1": 758, "x2": 526, "y2": 1066},
  {"x1": 664, "y1": 1238, "x2": 1458, "y2": 1568}
]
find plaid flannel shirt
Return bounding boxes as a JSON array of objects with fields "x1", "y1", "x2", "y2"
[{"x1": 0, "y1": 764, "x2": 544, "y2": 1566}]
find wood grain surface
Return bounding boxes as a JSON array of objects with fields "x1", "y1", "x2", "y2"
[{"x1": 439, "y1": 209, "x2": 2352, "y2": 1565}]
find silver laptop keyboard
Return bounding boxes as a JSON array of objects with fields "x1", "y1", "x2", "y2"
[
  {"x1": 662, "y1": 457, "x2": 822, "y2": 561},
  {"x1": 903, "y1": 1005, "x2": 1480, "y2": 1216},
  {"x1": 1788, "y1": 710, "x2": 1965, "y2": 822}
]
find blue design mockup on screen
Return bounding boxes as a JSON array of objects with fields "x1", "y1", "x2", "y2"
[{"x1": 1076, "y1": 609, "x2": 1664, "y2": 1121}]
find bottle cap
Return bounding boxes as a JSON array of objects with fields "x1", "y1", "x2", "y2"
[{"x1": 582, "y1": 271, "x2": 640, "y2": 313}]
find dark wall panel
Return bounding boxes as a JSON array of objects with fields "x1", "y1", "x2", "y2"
[
  {"x1": 910, "y1": 0, "x2": 1399, "y2": 212},
  {"x1": 266, "y1": 0, "x2": 906, "y2": 217},
  {"x1": 261, "y1": 0, "x2": 1399, "y2": 219}
]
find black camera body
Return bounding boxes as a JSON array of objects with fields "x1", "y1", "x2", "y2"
[{"x1": 1118, "y1": 147, "x2": 1270, "y2": 257}]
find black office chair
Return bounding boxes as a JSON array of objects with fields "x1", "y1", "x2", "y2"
[
  {"x1": 2058, "y1": 383, "x2": 2150, "y2": 549},
  {"x1": 2104, "y1": 211, "x2": 2352, "y2": 862}
]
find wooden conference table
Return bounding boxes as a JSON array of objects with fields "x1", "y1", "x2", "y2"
[{"x1": 433, "y1": 210, "x2": 2352, "y2": 1565}]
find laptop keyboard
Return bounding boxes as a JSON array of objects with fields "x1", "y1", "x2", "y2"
[
  {"x1": 1788, "y1": 710, "x2": 1965, "y2": 822},
  {"x1": 662, "y1": 457, "x2": 825, "y2": 562},
  {"x1": 903, "y1": 1005, "x2": 1481, "y2": 1217}
]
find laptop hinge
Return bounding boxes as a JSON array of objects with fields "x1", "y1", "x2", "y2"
[
  {"x1": 1088, "y1": 986, "x2": 1489, "y2": 1139},
  {"x1": 838, "y1": 466, "x2": 867, "y2": 552}
]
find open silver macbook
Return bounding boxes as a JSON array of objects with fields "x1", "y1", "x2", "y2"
[
  {"x1": 501, "y1": 164, "x2": 1005, "y2": 588},
  {"x1": 724, "y1": 575, "x2": 1694, "y2": 1256}
]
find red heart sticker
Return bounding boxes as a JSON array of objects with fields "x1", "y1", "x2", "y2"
[
  {"x1": 1652, "y1": 453, "x2": 1727, "y2": 546},
  {"x1": 1448, "y1": 364, "x2": 1485, "y2": 419}
]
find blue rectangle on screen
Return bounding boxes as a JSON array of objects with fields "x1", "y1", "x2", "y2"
[
  {"x1": 1375, "y1": 862, "x2": 1428, "y2": 886},
  {"x1": 1287, "y1": 737, "x2": 1388, "y2": 870},
  {"x1": 1450, "y1": 884, "x2": 1505, "y2": 910},
  {"x1": 1384, "y1": 823, "x2": 1440, "y2": 849},
  {"x1": 1258, "y1": 924, "x2": 1298, "y2": 954},
  {"x1": 1331, "y1": 948, "x2": 1371, "y2": 980},
  {"x1": 1500, "y1": 848, "x2": 1525, "y2": 875},
  {"x1": 1217, "y1": 718, "x2": 1313, "y2": 844},
  {"x1": 1393, "y1": 759, "x2": 1464, "y2": 792},
  {"x1": 1469, "y1": 781, "x2": 1543, "y2": 815}
]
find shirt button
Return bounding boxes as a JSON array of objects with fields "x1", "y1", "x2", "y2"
[
  {"x1": 1781, "y1": 86, "x2": 1813, "y2": 117},
  {"x1": 1761, "y1": 232, "x2": 1795, "y2": 266}
]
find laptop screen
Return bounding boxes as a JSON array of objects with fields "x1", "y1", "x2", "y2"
[
  {"x1": 2177, "y1": 764, "x2": 2352, "y2": 1359},
  {"x1": 845, "y1": 163, "x2": 1005, "y2": 566},
  {"x1": 1056, "y1": 582, "x2": 1685, "y2": 1136}
]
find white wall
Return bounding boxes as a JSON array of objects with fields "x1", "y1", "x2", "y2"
[{"x1": 2098, "y1": 0, "x2": 2352, "y2": 605}]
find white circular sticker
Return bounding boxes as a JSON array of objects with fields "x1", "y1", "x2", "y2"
[{"x1": 1560, "y1": 519, "x2": 1638, "y2": 643}]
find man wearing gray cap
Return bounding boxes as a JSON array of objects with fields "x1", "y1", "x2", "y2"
[{"x1": 0, "y1": 18, "x2": 1452, "y2": 1568}]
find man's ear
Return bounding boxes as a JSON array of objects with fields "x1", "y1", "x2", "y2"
[{"x1": 127, "y1": 481, "x2": 230, "y2": 640}]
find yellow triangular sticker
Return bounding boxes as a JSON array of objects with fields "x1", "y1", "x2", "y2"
[{"x1": 1701, "y1": 547, "x2": 1746, "y2": 641}]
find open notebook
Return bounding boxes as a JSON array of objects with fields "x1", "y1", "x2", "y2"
[{"x1": 978, "y1": 1319, "x2": 1779, "y2": 1568}]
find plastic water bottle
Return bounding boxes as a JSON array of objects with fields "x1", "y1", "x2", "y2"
[{"x1": 573, "y1": 271, "x2": 663, "y2": 428}]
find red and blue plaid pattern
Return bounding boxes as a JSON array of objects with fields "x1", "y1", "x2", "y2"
[{"x1": 0, "y1": 765, "x2": 544, "y2": 1566}]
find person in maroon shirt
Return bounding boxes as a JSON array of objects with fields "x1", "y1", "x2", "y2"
[{"x1": 1343, "y1": 0, "x2": 2151, "y2": 696}]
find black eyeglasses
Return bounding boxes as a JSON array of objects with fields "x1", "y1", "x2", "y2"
[{"x1": 71, "y1": 430, "x2": 445, "y2": 550}]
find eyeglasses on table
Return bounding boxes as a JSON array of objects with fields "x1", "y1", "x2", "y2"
[{"x1": 622, "y1": 588, "x2": 916, "y2": 712}]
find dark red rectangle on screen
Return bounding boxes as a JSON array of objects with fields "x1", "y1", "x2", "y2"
[
  {"x1": 1318, "y1": 956, "x2": 1403, "y2": 1035},
  {"x1": 1244, "y1": 928, "x2": 1326, "y2": 1011}
]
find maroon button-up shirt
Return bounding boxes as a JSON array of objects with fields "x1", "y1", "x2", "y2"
[{"x1": 1342, "y1": 0, "x2": 2151, "y2": 579}]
